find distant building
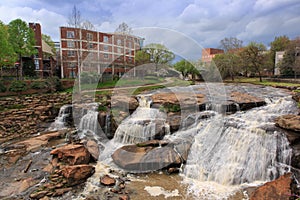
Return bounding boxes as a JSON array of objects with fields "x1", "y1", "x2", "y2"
[
  {"x1": 201, "y1": 48, "x2": 224, "y2": 63},
  {"x1": 60, "y1": 27, "x2": 143, "y2": 79},
  {"x1": 274, "y1": 51, "x2": 285, "y2": 76},
  {"x1": 29, "y1": 23, "x2": 56, "y2": 78}
]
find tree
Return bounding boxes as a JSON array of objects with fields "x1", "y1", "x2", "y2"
[
  {"x1": 115, "y1": 22, "x2": 132, "y2": 34},
  {"x1": 81, "y1": 20, "x2": 95, "y2": 31},
  {"x1": 173, "y1": 60, "x2": 200, "y2": 80},
  {"x1": 142, "y1": 43, "x2": 175, "y2": 71},
  {"x1": 0, "y1": 21, "x2": 16, "y2": 77},
  {"x1": 68, "y1": 5, "x2": 82, "y2": 28},
  {"x1": 220, "y1": 37, "x2": 243, "y2": 52},
  {"x1": 269, "y1": 36, "x2": 290, "y2": 75},
  {"x1": 135, "y1": 50, "x2": 150, "y2": 65},
  {"x1": 280, "y1": 38, "x2": 300, "y2": 77},
  {"x1": 240, "y1": 42, "x2": 267, "y2": 82},
  {"x1": 213, "y1": 52, "x2": 241, "y2": 81},
  {"x1": 8, "y1": 19, "x2": 36, "y2": 79}
]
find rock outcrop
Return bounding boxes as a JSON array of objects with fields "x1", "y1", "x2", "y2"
[
  {"x1": 112, "y1": 140, "x2": 191, "y2": 172},
  {"x1": 275, "y1": 115, "x2": 300, "y2": 132},
  {"x1": 50, "y1": 144, "x2": 91, "y2": 165},
  {"x1": 250, "y1": 173, "x2": 294, "y2": 200}
]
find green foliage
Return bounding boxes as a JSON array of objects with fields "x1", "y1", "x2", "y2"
[
  {"x1": 269, "y1": 35, "x2": 290, "y2": 73},
  {"x1": 173, "y1": 60, "x2": 200, "y2": 80},
  {"x1": 98, "y1": 105, "x2": 107, "y2": 112},
  {"x1": 135, "y1": 50, "x2": 151, "y2": 65},
  {"x1": 8, "y1": 19, "x2": 37, "y2": 79},
  {"x1": 80, "y1": 72, "x2": 99, "y2": 84},
  {"x1": 142, "y1": 43, "x2": 175, "y2": 70},
  {"x1": 280, "y1": 38, "x2": 300, "y2": 76},
  {"x1": 0, "y1": 20, "x2": 16, "y2": 66},
  {"x1": 30, "y1": 81, "x2": 46, "y2": 89},
  {"x1": 239, "y1": 42, "x2": 267, "y2": 82},
  {"x1": 23, "y1": 59, "x2": 36, "y2": 77},
  {"x1": 0, "y1": 80, "x2": 7, "y2": 92},
  {"x1": 213, "y1": 53, "x2": 241, "y2": 80},
  {"x1": 45, "y1": 76, "x2": 62, "y2": 92},
  {"x1": 159, "y1": 103, "x2": 181, "y2": 113},
  {"x1": 9, "y1": 80, "x2": 27, "y2": 93}
]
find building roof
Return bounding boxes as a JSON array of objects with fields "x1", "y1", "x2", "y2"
[{"x1": 42, "y1": 40, "x2": 54, "y2": 55}]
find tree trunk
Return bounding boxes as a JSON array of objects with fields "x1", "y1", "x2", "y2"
[
  {"x1": 258, "y1": 72, "x2": 262, "y2": 82},
  {"x1": 19, "y1": 54, "x2": 22, "y2": 80}
]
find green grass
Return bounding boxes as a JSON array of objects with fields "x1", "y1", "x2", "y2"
[
  {"x1": 133, "y1": 85, "x2": 166, "y2": 95},
  {"x1": 229, "y1": 77, "x2": 300, "y2": 88}
]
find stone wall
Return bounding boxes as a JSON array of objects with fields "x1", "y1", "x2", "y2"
[{"x1": 0, "y1": 93, "x2": 72, "y2": 144}]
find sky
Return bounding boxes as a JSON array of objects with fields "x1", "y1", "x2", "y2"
[{"x1": 0, "y1": 0, "x2": 299, "y2": 52}]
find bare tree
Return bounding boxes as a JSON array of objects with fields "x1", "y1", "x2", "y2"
[
  {"x1": 115, "y1": 22, "x2": 132, "y2": 35},
  {"x1": 81, "y1": 20, "x2": 95, "y2": 31},
  {"x1": 68, "y1": 5, "x2": 82, "y2": 28},
  {"x1": 220, "y1": 37, "x2": 243, "y2": 52}
]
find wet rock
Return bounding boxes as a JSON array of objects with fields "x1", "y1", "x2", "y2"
[
  {"x1": 119, "y1": 194, "x2": 130, "y2": 200},
  {"x1": 100, "y1": 175, "x2": 116, "y2": 186},
  {"x1": 111, "y1": 95, "x2": 139, "y2": 112},
  {"x1": 112, "y1": 141, "x2": 183, "y2": 172},
  {"x1": 250, "y1": 173, "x2": 293, "y2": 200},
  {"x1": 30, "y1": 190, "x2": 49, "y2": 199},
  {"x1": 50, "y1": 144, "x2": 91, "y2": 165},
  {"x1": 52, "y1": 187, "x2": 72, "y2": 197},
  {"x1": 230, "y1": 91, "x2": 266, "y2": 111},
  {"x1": 85, "y1": 140, "x2": 100, "y2": 161},
  {"x1": 61, "y1": 164, "x2": 95, "y2": 186},
  {"x1": 275, "y1": 115, "x2": 300, "y2": 132}
]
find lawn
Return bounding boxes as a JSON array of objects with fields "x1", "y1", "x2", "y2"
[{"x1": 228, "y1": 77, "x2": 300, "y2": 88}]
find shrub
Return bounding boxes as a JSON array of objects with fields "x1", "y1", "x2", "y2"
[
  {"x1": 9, "y1": 80, "x2": 27, "y2": 94},
  {"x1": 45, "y1": 76, "x2": 62, "y2": 93},
  {"x1": 0, "y1": 80, "x2": 7, "y2": 92},
  {"x1": 30, "y1": 81, "x2": 46, "y2": 89}
]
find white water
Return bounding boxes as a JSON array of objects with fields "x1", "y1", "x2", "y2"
[
  {"x1": 182, "y1": 96, "x2": 297, "y2": 199},
  {"x1": 113, "y1": 95, "x2": 170, "y2": 144},
  {"x1": 47, "y1": 104, "x2": 72, "y2": 131}
]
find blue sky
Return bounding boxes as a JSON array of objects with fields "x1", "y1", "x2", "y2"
[{"x1": 0, "y1": 0, "x2": 299, "y2": 51}]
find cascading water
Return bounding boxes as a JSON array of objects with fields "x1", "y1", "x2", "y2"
[
  {"x1": 47, "y1": 104, "x2": 72, "y2": 131},
  {"x1": 182, "y1": 95, "x2": 297, "y2": 198},
  {"x1": 113, "y1": 95, "x2": 170, "y2": 144}
]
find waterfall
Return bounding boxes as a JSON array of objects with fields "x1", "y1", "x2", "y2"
[
  {"x1": 113, "y1": 95, "x2": 169, "y2": 144},
  {"x1": 183, "y1": 96, "x2": 296, "y2": 198},
  {"x1": 47, "y1": 104, "x2": 72, "y2": 131}
]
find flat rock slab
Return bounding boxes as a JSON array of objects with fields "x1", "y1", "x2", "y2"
[{"x1": 275, "y1": 114, "x2": 300, "y2": 132}]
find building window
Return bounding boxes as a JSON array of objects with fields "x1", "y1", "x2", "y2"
[
  {"x1": 68, "y1": 62, "x2": 76, "y2": 68},
  {"x1": 67, "y1": 41, "x2": 75, "y2": 48},
  {"x1": 34, "y1": 59, "x2": 39, "y2": 70},
  {"x1": 88, "y1": 43, "x2": 93, "y2": 49},
  {"x1": 87, "y1": 33, "x2": 93, "y2": 41},
  {"x1": 67, "y1": 50, "x2": 75, "y2": 57},
  {"x1": 117, "y1": 39, "x2": 122, "y2": 46},
  {"x1": 104, "y1": 45, "x2": 109, "y2": 51},
  {"x1": 117, "y1": 48, "x2": 122, "y2": 54},
  {"x1": 67, "y1": 31, "x2": 75, "y2": 38},
  {"x1": 103, "y1": 36, "x2": 109, "y2": 43},
  {"x1": 128, "y1": 42, "x2": 132, "y2": 48},
  {"x1": 104, "y1": 53, "x2": 108, "y2": 59}
]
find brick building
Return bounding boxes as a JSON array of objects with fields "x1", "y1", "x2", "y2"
[
  {"x1": 60, "y1": 27, "x2": 143, "y2": 78},
  {"x1": 29, "y1": 23, "x2": 56, "y2": 77},
  {"x1": 201, "y1": 48, "x2": 224, "y2": 63}
]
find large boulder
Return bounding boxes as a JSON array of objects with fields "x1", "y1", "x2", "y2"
[
  {"x1": 50, "y1": 144, "x2": 90, "y2": 165},
  {"x1": 230, "y1": 91, "x2": 266, "y2": 111},
  {"x1": 275, "y1": 114, "x2": 300, "y2": 132},
  {"x1": 61, "y1": 164, "x2": 95, "y2": 186},
  {"x1": 250, "y1": 173, "x2": 293, "y2": 200},
  {"x1": 112, "y1": 140, "x2": 191, "y2": 172}
]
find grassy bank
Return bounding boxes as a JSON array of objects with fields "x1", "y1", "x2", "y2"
[{"x1": 227, "y1": 77, "x2": 300, "y2": 88}]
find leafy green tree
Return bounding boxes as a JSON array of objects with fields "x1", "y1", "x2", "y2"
[
  {"x1": 0, "y1": 21, "x2": 16, "y2": 71},
  {"x1": 240, "y1": 42, "x2": 267, "y2": 82},
  {"x1": 135, "y1": 50, "x2": 151, "y2": 65},
  {"x1": 173, "y1": 60, "x2": 200, "y2": 80},
  {"x1": 213, "y1": 53, "x2": 241, "y2": 81},
  {"x1": 280, "y1": 38, "x2": 300, "y2": 77},
  {"x1": 9, "y1": 80, "x2": 27, "y2": 95},
  {"x1": 269, "y1": 36, "x2": 290, "y2": 75},
  {"x1": 142, "y1": 43, "x2": 175, "y2": 71},
  {"x1": 8, "y1": 19, "x2": 37, "y2": 79}
]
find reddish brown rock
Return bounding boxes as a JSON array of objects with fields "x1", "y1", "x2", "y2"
[
  {"x1": 50, "y1": 144, "x2": 90, "y2": 165},
  {"x1": 230, "y1": 91, "x2": 266, "y2": 111},
  {"x1": 119, "y1": 195, "x2": 130, "y2": 200},
  {"x1": 250, "y1": 173, "x2": 293, "y2": 200},
  {"x1": 100, "y1": 175, "x2": 116, "y2": 186},
  {"x1": 61, "y1": 164, "x2": 95, "y2": 186},
  {"x1": 151, "y1": 92, "x2": 206, "y2": 106},
  {"x1": 85, "y1": 140, "x2": 100, "y2": 160},
  {"x1": 275, "y1": 114, "x2": 300, "y2": 132}
]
